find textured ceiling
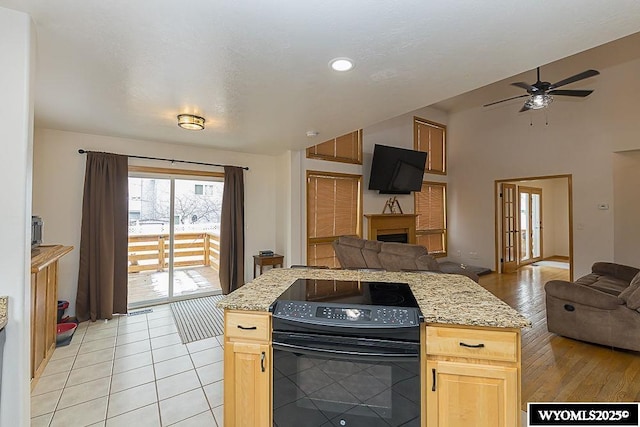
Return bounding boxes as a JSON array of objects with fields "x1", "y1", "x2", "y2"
[{"x1": 2, "y1": 1, "x2": 640, "y2": 154}]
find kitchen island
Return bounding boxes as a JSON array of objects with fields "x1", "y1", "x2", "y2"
[{"x1": 218, "y1": 268, "x2": 530, "y2": 427}]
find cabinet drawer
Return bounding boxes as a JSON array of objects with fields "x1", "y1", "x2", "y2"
[
  {"x1": 225, "y1": 311, "x2": 270, "y2": 342},
  {"x1": 427, "y1": 326, "x2": 518, "y2": 362}
]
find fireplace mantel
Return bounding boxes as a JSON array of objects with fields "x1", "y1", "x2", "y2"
[{"x1": 364, "y1": 214, "x2": 417, "y2": 244}]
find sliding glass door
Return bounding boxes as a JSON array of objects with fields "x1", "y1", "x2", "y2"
[{"x1": 127, "y1": 172, "x2": 224, "y2": 307}]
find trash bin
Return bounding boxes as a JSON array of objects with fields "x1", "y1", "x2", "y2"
[{"x1": 57, "y1": 300, "x2": 69, "y2": 323}]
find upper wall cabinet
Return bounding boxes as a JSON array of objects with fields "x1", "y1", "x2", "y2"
[
  {"x1": 414, "y1": 117, "x2": 446, "y2": 175},
  {"x1": 306, "y1": 130, "x2": 363, "y2": 164}
]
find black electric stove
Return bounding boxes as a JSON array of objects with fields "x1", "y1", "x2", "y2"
[
  {"x1": 271, "y1": 279, "x2": 423, "y2": 427},
  {"x1": 270, "y1": 279, "x2": 422, "y2": 340}
]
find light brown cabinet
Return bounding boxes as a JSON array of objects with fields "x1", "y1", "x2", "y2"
[
  {"x1": 222, "y1": 312, "x2": 523, "y2": 426},
  {"x1": 424, "y1": 325, "x2": 521, "y2": 427},
  {"x1": 30, "y1": 245, "x2": 73, "y2": 389},
  {"x1": 223, "y1": 310, "x2": 271, "y2": 427}
]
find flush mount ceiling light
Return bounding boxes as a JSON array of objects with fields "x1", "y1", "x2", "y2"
[
  {"x1": 524, "y1": 93, "x2": 554, "y2": 110},
  {"x1": 177, "y1": 114, "x2": 205, "y2": 130},
  {"x1": 329, "y1": 57, "x2": 354, "y2": 72}
]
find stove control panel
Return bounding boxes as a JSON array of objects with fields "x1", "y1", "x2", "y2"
[
  {"x1": 273, "y1": 301, "x2": 420, "y2": 326},
  {"x1": 273, "y1": 301, "x2": 315, "y2": 319}
]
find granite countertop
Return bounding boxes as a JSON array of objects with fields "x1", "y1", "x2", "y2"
[
  {"x1": 217, "y1": 269, "x2": 531, "y2": 329},
  {"x1": 0, "y1": 296, "x2": 7, "y2": 330}
]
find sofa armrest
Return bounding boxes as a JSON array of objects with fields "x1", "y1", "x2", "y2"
[
  {"x1": 591, "y1": 262, "x2": 640, "y2": 283},
  {"x1": 415, "y1": 254, "x2": 441, "y2": 272},
  {"x1": 545, "y1": 280, "x2": 625, "y2": 310}
]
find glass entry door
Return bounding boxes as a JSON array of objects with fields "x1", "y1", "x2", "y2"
[
  {"x1": 518, "y1": 186, "x2": 543, "y2": 265},
  {"x1": 501, "y1": 183, "x2": 518, "y2": 273},
  {"x1": 127, "y1": 173, "x2": 224, "y2": 307}
]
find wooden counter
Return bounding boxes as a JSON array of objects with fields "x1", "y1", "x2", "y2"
[
  {"x1": 218, "y1": 269, "x2": 529, "y2": 427},
  {"x1": 31, "y1": 244, "x2": 73, "y2": 389}
]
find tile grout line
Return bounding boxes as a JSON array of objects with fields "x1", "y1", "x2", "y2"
[
  {"x1": 34, "y1": 305, "x2": 225, "y2": 427},
  {"x1": 146, "y1": 312, "x2": 165, "y2": 427}
]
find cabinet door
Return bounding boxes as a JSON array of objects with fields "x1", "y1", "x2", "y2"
[
  {"x1": 426, "y1": 360, "x2": 518, "y2": 427},
  {"x1": 224, "y1": 341, "x2": 271, "y2": 427},
  {"x1": 32, "y1": 269, "x2": 48, "y2": 378}
]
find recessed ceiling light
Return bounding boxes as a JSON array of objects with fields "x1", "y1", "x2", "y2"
[
  {"x1": 306, "y1": 130, "x2": 319, "y2": 137},
  {"x1": 329, "y1": 57, "x2": 354, "y2": 72}
]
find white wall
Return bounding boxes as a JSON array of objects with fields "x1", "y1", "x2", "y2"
[
  {"x1": 32, "y1": 129, "x2": 279, "y2": 316},
  {"x1": 275, "y1": 150, "x2": 305, "y2": 267},
  {"x1": 297, "y1": 106, "x2": 449, "y2": 261},
  {"x1": 613, "y1": 150, "x2": 640, "y2": 266},
  {"x1": 550, "y1": 179, "x2": 570, "y2": 257},
  {"x1": 296, "y1": 55, "x2": 640, "y2": 278},
  {"x1": 361, "y1": 107, "x2": 449, "y2": 221},
  {"x1": 0, "y1": 7, "x2": 34, "y2": 425},
  {"x1": 445, "y1": 71, "x2": 636, "y2": 277}
]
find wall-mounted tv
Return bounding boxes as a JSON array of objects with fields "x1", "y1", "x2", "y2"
[{"x1": 368, "y1": 144, "x2": 427, "y2": 194}]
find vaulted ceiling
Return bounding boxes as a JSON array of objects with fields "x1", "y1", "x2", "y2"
[{"x1": 2, "y1": 1, "x2": 640, "y2": 154}]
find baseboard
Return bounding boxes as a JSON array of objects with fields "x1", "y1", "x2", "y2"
[{"x1": 544, "y1": 255, "x2": 570, "y2": 261}]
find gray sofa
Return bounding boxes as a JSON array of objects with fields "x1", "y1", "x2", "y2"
[
  {"x1": 545, "y1": 262, "x2": 640, "y2": 351},
  {"x1": 331, "y1": 236, "x2": 479, "y2": 282}
]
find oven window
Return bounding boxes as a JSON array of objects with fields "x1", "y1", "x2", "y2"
[{"x1": 273, "y1": 350, "x2": 420, "y2": 427}]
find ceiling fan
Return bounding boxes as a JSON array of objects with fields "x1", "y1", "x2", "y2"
[{"x1": 484, "y1": 67, "x2": 600, "y2": 112}]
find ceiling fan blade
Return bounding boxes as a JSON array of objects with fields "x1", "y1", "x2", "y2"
[
  {"x1": 547, "y1": 89, "x2": 594, "y2": 97},
  {"x1": 483, "y1": 94, "x2": 529, "y2": 107},
  {"x1": 519, "y1": 104, "x2": 531, "y2": 113},
  {"x1": 549, "y1": 69, "x2": 599, "y2": 89},
  {"x1": 511, "y1": 82, "x2": 535, "y2": 91}
]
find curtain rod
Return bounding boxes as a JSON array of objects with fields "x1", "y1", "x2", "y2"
[{"x1": 77, "y1": 149, "x2": 249, "y2": 171}]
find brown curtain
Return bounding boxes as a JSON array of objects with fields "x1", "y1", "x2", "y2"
[
  {"x1": 76, "y1": 152, "x2": 129, "y2": 321},
  {"x1": 219, "y1": 166, "x2": 245, "y2": 294}
]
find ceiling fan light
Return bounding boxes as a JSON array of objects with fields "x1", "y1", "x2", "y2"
[
  {"x1": 526, "y1": 94, "x2": 553, "y2": 110},
  {"x1": 177, "y1": 114, "x2": 205, "y2": 130}
]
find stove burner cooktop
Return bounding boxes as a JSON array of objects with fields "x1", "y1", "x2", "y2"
[
  {"x1": 271, "y1": 279, "x2": 422, "y2": 330},
  {"x1": 274, "y1": 279, "x2": 420, "y2": 308}
]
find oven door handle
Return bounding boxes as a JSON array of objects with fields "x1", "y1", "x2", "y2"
[{"x1": 272, "y1": 341, "x2": 418, "y2": 361}]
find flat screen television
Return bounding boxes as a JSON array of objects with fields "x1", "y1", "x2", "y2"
[{"x1": 368, "y1": 144, "x2": 427, "y2": 194}]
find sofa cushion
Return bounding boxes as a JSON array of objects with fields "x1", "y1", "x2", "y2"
[
  {"x1": 575, "y1": 273, "x2": 629, "y2": 296},
  {"x1": 415, "y1": 254, "x2": 441, "y2": 272},
  {"x1": 361, "y1": 240, "x2": 383, "y2": 269},
  {"x1": 335, "y1": 235, "x2": 365, "y2": 249},
  {"x1": 378, "y1": 242, "x2": 429, "y2": 272},
  {"x1": 592, "y1": 262, "x2": 640, "y2": 283},
  {"x1": 620, "y1": 271, "x2": 640, "y2": 309},
  {"x1": 332, "y1": 237, "x2": 367, "y2": 269}
]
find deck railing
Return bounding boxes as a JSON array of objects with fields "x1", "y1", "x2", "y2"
[{"x1": 128, "y1": 232, "x2": 220, "y2": 274}]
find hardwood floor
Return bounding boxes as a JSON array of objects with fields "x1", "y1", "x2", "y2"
[{"x1": 479, "y1": 265, "x2": 640, "y2": 408}]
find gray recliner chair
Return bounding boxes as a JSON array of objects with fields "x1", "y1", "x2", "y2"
[{"x1": 545, "y1": 262, "x2": 640, "y2": 351}]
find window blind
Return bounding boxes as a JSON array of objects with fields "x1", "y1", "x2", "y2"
[{"x1": 414, "y1": 119, "x2": 446, "y2": 174}]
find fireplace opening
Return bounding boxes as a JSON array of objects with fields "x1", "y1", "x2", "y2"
[{"x1": 376, "y1": 233, "x2": 408, "y2": 244}]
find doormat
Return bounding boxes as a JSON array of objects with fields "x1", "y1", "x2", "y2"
[
  {"x1": 128, "y1": 308, "x2": 153, "y2": 316},
  {"x1": 170, "y1": 295, "x2": 225, "y2": 344},
  {"x1": 532, "y1": 260, "x2": 570, "y2": 270}
]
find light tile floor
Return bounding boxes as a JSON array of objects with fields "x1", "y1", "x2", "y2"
[{"x1": 31, "y1": 304, "x2": 224, "y2": 427}]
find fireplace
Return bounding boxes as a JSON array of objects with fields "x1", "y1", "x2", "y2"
[
  {"x1": 365, "y1": 214, "x2": 417, "y2": 244},
  {"x1": 376, "y1": 233, "x2": 409, "y2": 244}
]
